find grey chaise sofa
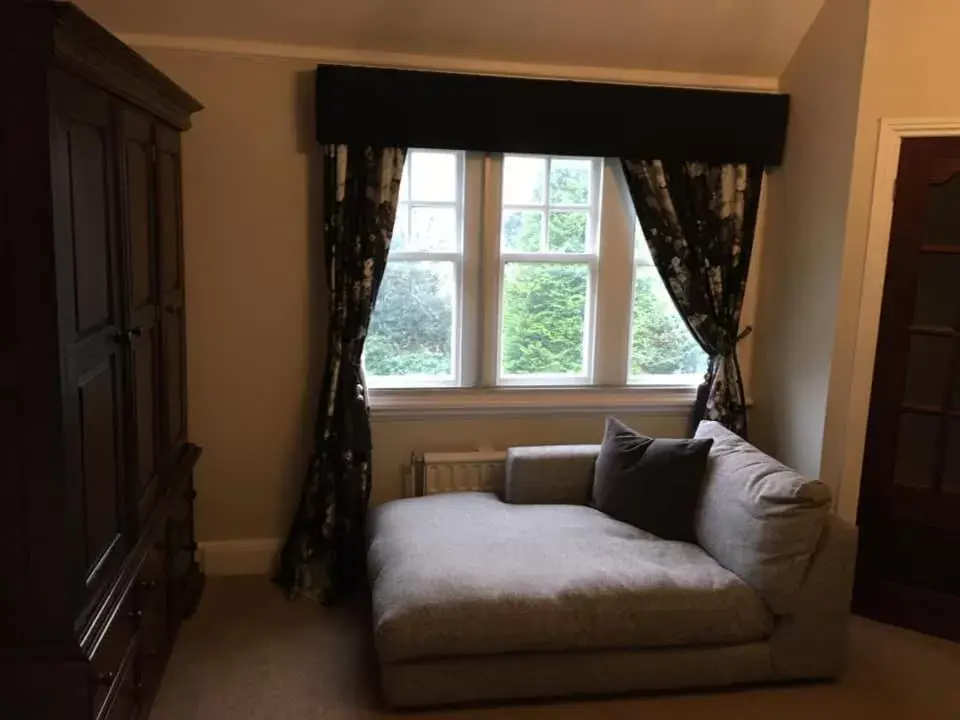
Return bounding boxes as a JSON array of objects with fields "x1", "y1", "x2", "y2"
[{"x1": 367, "y1": 422, "x2": 858, "y2": 708}]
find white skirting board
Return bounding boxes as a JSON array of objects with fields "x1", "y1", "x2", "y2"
[{"x1": 198, "y1": 538, "x2": 282, "y2": 576}]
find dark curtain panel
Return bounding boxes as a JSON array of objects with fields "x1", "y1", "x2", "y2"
[
  {"x1": 276, "y1": 144, "x2": 406, "y2": 603},
  {"x1": 620, "y1": 160, "x2": 763, "y2": 438}
]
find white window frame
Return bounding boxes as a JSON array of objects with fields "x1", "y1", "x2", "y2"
[{"x1": 365, "y1": 150, "x2": 705, "y2": 406}]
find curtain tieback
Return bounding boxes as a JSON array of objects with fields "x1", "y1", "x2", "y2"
[{"x1": 711, "y1": 325, "x2": 752, "y2": 360}]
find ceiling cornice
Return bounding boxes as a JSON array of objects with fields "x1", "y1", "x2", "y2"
[{"x1": 119, "y1": 33, "x2": 781, "y2": 92}]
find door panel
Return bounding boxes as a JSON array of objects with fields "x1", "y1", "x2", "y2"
[
  {"x1": 48, "y1": 72, "x2": 127, "y2": 610},
  {"x1": 118, "y1": 107, "x2": 163, "y2": 519},
  {"x1": 902, "y1": 335, "x2": 952, "y2": 407},
  {"x1": 923, "y1": 173, "x2": 960, "y2": 246},
  {"x1": 156, "y1": 145, "x2": 182, "y2": 294},
  {"x1": 857, "y1": 136, "x2": 960, "y2": 641},
  {"x1": 156, "y1": 126, "x2": 188, "y2": 465},
  {"x1": 162, "y1": 307, "x2": 185, "y2": 453},
  {"x1": 131, "y1": 324, "x2": 159, "y2": 496},
  {"x1": 124, "y1": 125, "x2": 154, "y2": 312},
  {"x1": 67, "y1": 123, "x2": 113, "y2": 336},
  {"x1": 912, "y1": 254, "x2": 960, "y2": 327},
  {"x1": 78, "y1": 356, "x2": 124, "y2": 589}
]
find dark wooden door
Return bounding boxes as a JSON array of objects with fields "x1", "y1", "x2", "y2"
[
  {"x1": 48, "y1": 72, "x2": 128, "y2": 612},
  {"x1": 857, "y1": 136, "x2": 960, "y2": 641},
  {"x1": 118, "y1": 106, "x2": 163, "y2": 524},
  {"x1": 155, "y1": 125, "x2": 188, "y2": 467}
]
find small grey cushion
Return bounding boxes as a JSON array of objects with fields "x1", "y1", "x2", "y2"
[
  {"x1": 592, "y1": 416, "x2": 713, "y2": 542},
  {"x1": 368, "y1": 492, "x2": 774, "y2": 663},
  {"x1": 693, "y1": 421, "x2": 832, "y2": 614}
]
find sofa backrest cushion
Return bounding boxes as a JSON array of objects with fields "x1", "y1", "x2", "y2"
[
  {"x1": 505, "y1": 445, "x2": 600, "y2": 505},
  {"x1": 693, "y1": 421, "x2": 832, "y2": 614}
]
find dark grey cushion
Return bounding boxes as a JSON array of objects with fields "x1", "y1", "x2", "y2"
[
  {"x1": 368, "y1": 492, "x2": 773, "y2": 663},
  {"x1": 591, "y1": 416, "x2": 713, "y2": 542}
]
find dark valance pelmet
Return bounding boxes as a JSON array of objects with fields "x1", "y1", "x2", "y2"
[{"x1": 315, "y1": 65, "x2": 789, "y2": 166}]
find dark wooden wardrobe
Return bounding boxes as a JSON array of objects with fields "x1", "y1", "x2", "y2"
[{"x1": 1, "y1": 3, "x2": 204, "y2": 718}]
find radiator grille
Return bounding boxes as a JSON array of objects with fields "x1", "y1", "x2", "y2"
[{"x1": 407, "y1": 450, "x2": 507, "y2": 497}]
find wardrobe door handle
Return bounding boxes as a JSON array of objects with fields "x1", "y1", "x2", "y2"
[
  {"x1": 95, "y1": 671, "x2": 115, "y2": 686},
  {"x1": 127, "y1": 326, "x2": 143, "y2": 340}
]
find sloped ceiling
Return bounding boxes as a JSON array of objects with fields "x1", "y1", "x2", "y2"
[{"x1": 75, "y1": 0, "x2": 824, "y2": 79}]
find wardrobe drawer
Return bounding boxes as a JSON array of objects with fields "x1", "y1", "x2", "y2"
[
  {"x1": 137, "y1": 540, "x2": 170, "y2": 705},
  {"x1": 96, "y1": 638, "x2": 138, "y2": 720},
  {"x1": 88, "y1": 590, "x2": 135, "y2": 719}
]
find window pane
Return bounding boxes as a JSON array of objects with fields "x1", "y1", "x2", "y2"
[
  {"x1": 635, "y1": 221, "x2": 655, "y2": 265},
  {"x1": 503, "y1": 155, "x2": 546, "y2": 204},
  {"x1": 630, "y1": 266, "x2": 708, "y2": 377},
  {"x1": 550, "y1": 158, "x2": 591, "y2": 205},
  {"x1": 410, "y1": 151, "x2": 457, "y2": 202},
  {"x1": 410, "y1": 206, "x2": 457, "y2": 251},
  {"x1": 501, "y1": 263, "x2": 588, "y2": 376},
  {"x1": 365, "y1": 261, "x2": 455, "y2": 380},
  {"x1": 502, "y1": 210, "x2": 544, "y2": 251},
  {"x1": 390, "y1": 205, "x2": 410, "y2": 252},
  {"x1": 399, "y1": 161, "x2": 410, "y2": 202},
  {"x1": 548, "y1": 211, "x2": 588, "y2": 252}
]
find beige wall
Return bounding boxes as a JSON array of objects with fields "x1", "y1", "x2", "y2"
[
  {"x1": 824, "y1": 0, "x2": 960, "y2": 517},
  {"x1": 142, "y1": 48, "x2": 706, "y2": 542},
  {"x1": 751, "y1": 0, "x2": 869, "y2": 487}
]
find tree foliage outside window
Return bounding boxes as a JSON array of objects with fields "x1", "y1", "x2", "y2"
[{"x1": 365, "y1": 261, "x2": 453, "y2": 378}]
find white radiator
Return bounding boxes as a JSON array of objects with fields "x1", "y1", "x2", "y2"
[{"x1": 405, "y1": 450, "x2": 507, "y2": 497}]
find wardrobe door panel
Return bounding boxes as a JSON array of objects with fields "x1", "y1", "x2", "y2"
[
  {"x1": 125, "y1": 136, "x2": 153, "y2": 311},
  {"x1": 118, "y1": 106, "x2": 163, "y2": 520},
  {"x1": 156, "y1": 142, "x2": 182, "y2": 294},
  {"x1": 49, "y1": 72, "x2": 127, "y2": 610},
  {"x1": 131, "y1": 325, "x2": 160, "y2": 497},
  {"x1": 156, "y1": 125, "x2": 188, "y2": 464},
  {"x1": 77, "y1": 357, "x2": 125, "y2": 586},
  {"x1": 162, "y1": 307, "x2": 186, "y2": 449}
]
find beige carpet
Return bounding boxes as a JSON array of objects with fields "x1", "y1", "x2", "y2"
[{"x1": 149, "y1": 576, "x2": 960, "y2": 720}]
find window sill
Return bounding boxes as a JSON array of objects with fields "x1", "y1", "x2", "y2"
[{"x1": 369, "y1": 386, "x2": 701, "y2": 421}]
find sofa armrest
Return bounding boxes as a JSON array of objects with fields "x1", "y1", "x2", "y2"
[
  {"x1": 504, "y1": 444, "x2": 600, "y2": 505},
  {"x1": 770, "y1": 514, "x2": 858, "y2": 679}
]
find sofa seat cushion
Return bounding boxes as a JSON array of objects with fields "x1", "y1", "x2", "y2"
[{"x1": 368, "y1": 493, "x2": 774, "y2": 663}]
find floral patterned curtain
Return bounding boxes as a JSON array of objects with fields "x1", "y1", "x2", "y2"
[
  {"x1": 620, "y1": 160, "x2": 763, "y2": 438},
  {"x1": 276, "y1": 145, "x2": 406, "y2": 603}
]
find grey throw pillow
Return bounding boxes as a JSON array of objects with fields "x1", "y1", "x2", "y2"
[{"x1": 591, "y1": 416, "x2": 714, "y2": 542}]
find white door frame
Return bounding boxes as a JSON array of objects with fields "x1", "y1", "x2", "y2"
[{"x1": 837, "y1": 118, "x2": 960, "y2": 522}]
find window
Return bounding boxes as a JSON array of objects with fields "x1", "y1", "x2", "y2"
[{"x1": 365, "y1": 150, "x2": 706, "y2": 391}]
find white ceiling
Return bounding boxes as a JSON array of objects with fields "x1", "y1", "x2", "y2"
[{"x1": 75, "y1": 0, "x2": 824, "y2": 79}]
